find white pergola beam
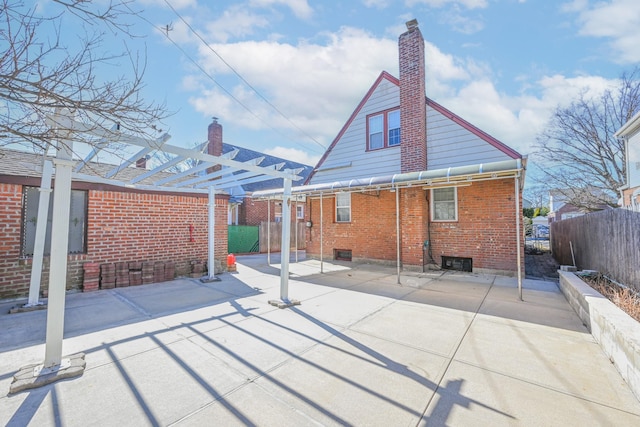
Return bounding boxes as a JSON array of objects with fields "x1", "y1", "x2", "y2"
[{"x1": 53, "y1": 118, "x2": 301, "y2": 181}]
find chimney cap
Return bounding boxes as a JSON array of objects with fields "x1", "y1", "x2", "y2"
[
  {"x1": 212, "y1": 116, "x2": 218, "y2": 123},
  {"x1": 405, "y1": 19, "x2": 419, "y2": 30}
]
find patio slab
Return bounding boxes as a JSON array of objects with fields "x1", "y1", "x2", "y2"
[{"x1": 1, "y1": 256, "x2": 639, "y2": 426}]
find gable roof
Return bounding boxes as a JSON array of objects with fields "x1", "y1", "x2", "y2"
[
  {"x1": 221, "y1": 143, "x2": 312, "y2": 193},
  {"x1": 305, "y1": 70, "x2": 521, "y2": 184}
]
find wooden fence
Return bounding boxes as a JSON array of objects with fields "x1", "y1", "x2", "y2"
[
  {"x1": 551, "y1": 209, "x2": 640, "y2": 291},
  {"x1": 259, "y1": 221, "x2": 306, "y2": 253}
]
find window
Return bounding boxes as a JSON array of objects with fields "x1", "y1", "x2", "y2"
[
  {"x1": 336, "y1": 193, "x2": 351, "y2": 222},
  {"x1": 367, "y1": 109, "x2": 400, "y2": 150},
  {"x1": 368, "y1": 114, "x2": 384, "y2": 149},
  {"x1": 274, "y1": 202, "x2": 282, "y2": 223},
  {"x1": 22, "y1": 186, "x2": 87, "y2": 257},
  {"x1": 431, "y1": 187, "x2": 457, "y2": 221},
  {"x1": 388, "y1": 110, "x2": 400, "y2": 146},
  {"x1": 296, "y1": 205, "x2": 304, "y2": 219}
]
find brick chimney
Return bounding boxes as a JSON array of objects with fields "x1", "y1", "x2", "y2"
[
  {"x1": 207, "y1": 117, "x2": 223, "y2": 174},
  {"x1": 399, "y1": 19, "x2": 427, "y2": 173}
]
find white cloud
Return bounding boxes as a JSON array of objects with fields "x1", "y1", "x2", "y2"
[
  {"x1": 186, "y1": 22, "x2": 620, "y2": 164},
  {"x1": 363, "y1": 0, "x2": 391, "y2": 8},
  {"x1": 249, "y1": 0, "x2": 313, "y2": 19},
  {"x1": 190, "y1": 26, "x2": 397, "y2": 148},
  {"x1": 406, "y1": 0, "x2": 488, "y2": 9},
  {"x1": 139, "y1": 0, "x2": 198, "y2": 9},
  {"x1": 568, "y1": 0, "x2": 640, "y2": 63},
  {"x1": 263, "y1": 146, "x2": 320, "y2": 166},
  {"x1": 204, "y1": 5, "x2": 271, "y2": 43}
]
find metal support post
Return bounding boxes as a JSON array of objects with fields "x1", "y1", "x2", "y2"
[
  {"x1": 515, "y1": 175, "x2": 523, "y2": 301},
  {"x1": 267, "y1": 197, "x2": 271, "y2": 265},
  {"x1": 320, "y1": 193, "x2": 324, "y2": 274},
  {"x1": 395, "y1": 187, "x2": 401, "y2": 284}
]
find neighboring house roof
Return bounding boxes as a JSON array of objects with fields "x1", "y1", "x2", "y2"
[
  {"x1": 0, "y1": 147, "x2": 177, "y2": 186},
  {"x1": 221, "y1": 143, "x2": 312, "y2": 197},
  {"x1": 306, "y1": 71, "x2": 521, "y2": 185}
]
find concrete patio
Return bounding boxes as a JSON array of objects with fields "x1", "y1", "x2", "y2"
[{"x1": 1, "y1": 254, "x2": 639, "y2": 426}]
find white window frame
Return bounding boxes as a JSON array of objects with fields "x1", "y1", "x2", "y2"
[
  {"x1": 296, "y1": 204, "x2": 304, "y2": 219},
  {"x1": 368, "y1": 114, "x2": 384, "y2": 150},
  {"x1": 431, "y1": 187, "x2": 458, "y2": 222},
  {"x1": 388, "y1": 109, "x2": 401, "y2": 146},
  {"x1": 367, "y1": 108, "x2": 400, "y2": 150},
  {"x1": 336, "y1": 192, "x2": 351, "y2": 223}
]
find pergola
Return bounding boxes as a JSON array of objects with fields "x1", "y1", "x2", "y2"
[
  {"x1": 14, "y1": 110, "x2": 303, "y2": 390},
  {"x1": 252, "y1": 158, "x2": 525, "y2": 297}
]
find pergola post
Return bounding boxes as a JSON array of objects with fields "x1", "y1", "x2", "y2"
[
  {"x1": 202, "y1": 185, "x2": 220, "y2": 282},
  {"x1": 26, "y1": 160, "x2": 53, "y2": 307},
  {"x1": 43, "y1": 137, "x2": 74, "y2": 368},
  {"x1": 279, "y1": 178, "x2": 292, "y2": 301}
]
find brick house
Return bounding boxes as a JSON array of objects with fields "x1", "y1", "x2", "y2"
[
  {"x1": 615, "y1": 111, "x2": 640, "y2": 211},
  {"x1": 255, "y1": 20, "x2": 526, "y2": 275},
  {"x1": 0, "y1": 147, "x2": 230, "y2": 299}
]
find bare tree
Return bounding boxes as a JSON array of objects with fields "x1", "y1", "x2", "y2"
[
  {"x1": 535, "y1": 67, "x2": 640, "y2": 210},
  {"x1": 0, "y1": 0, "x2": 169, "y2": 154}
]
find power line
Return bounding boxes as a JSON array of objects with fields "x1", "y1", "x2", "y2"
[{"x1": 148, "y1": 1, "x2": 327, "y2": 153}]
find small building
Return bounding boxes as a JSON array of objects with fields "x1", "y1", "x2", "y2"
[{"x1": 615, "y1": 111, "x2": 640, "y2": 211}]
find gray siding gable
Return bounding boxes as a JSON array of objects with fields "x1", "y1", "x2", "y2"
[{"x1": 308, "y1": 72, "x2": 521, "y2": 185}]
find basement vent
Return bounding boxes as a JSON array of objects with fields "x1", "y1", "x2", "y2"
[
  {"x1": 441, "y1": 256, "x2": 472, "y2": 272},
  {"x1": 334, "y1": 249, "x2": 352, "y2": 261}
]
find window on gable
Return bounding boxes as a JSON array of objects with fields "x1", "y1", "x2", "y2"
[
  {"x1": 21, "y1": 186, "x2": 88, "y2": 257},
  {"x1": 431, "y1": 187, "x2": 457, "y2": 222},
  {"x1": 368, "y1": 115, "x2": 384, "y2": 149},
  {"x1": 388, "y1": 110, "x2": 401, "y2": 146},
  {"x1": 367, "y1": 109, "x2": 401, "y2": 150},
  {"x1": 336, "y1": 193, "x2": 351, "y2": 222}
]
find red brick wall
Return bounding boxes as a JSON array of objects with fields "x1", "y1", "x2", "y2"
[
  {"x1": 399, "y1": 23, "x2": 427, "y2": 173},
  {"x1": 241, "y1": 198, "x2": 299, "y2": 226},
  {"x1": 242, "y1": 198, "x2": 272, "y2": 225},
  {"x1": 427, "y1": 179, "x2": 523, "y2": 274},
  {"x1": 86, "y1": 190, "x2": 227, "y2": 272},
  {"x1": 305, "y1": 179, "x2": 524, "y2": 274},
  {"x1": 0, "y1": 183, "x2": 229, "y2": 299},
  {"x1": 306, "y1": 191, "x2": 398, "y2": 262}
]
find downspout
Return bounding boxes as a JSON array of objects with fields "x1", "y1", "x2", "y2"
[{"x1": 267, "y1": 197, "x2": 271, "y2": 265}]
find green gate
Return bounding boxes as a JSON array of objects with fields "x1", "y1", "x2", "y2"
[{"x1": 228, "y1": 226, "x2": 259, "y2": 254}]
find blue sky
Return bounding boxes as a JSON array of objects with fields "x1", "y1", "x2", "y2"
[{"x1": 39, "y1": 0, "x2": 639, "y2": 185}]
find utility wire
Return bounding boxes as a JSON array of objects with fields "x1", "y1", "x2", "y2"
[
  {"x1": 162, "y1": 0, "x2": 326, "y2": 151},
  {"x1": 134, "y1": 10, "x2": 315, "y2": 152},
  {"x1": 149, "y1": 1, "x2": 327, "y2": 153}
]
